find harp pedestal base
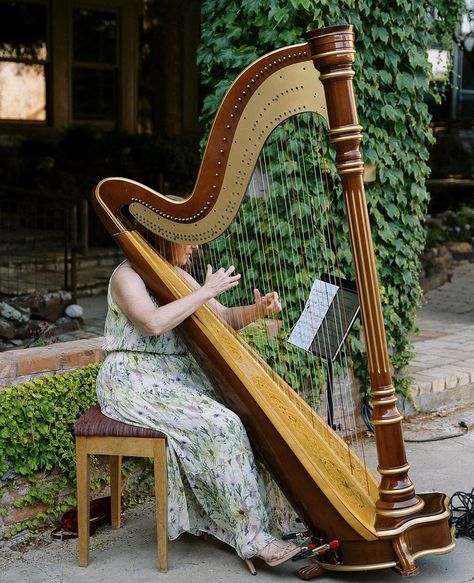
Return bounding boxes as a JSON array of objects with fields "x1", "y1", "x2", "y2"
[{"x1": 302, "y1": 492, "x2": 453, "y2": 578}]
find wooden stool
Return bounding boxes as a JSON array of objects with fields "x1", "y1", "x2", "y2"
[{"x1": 74, "y1": 404, "x2": 168, "y2": 572}]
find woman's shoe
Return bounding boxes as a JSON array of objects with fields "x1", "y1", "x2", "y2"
[
  {"x1": 255, "y1": 539, "x2": 301, "y2": 567},
  {"x1": 243, "y1": 558, "x2": 257, "y2": 575}
]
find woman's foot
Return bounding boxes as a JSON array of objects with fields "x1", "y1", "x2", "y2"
[{"x1": 255, "y1": 539, "x2": 300, "y2": 567}]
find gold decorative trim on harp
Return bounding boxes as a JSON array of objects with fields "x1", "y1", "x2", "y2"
[{"x1": 93, "y1": 24, "x2": 453, "y2": 576}]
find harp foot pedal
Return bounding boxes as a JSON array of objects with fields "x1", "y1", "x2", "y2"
[
  {"x1": 292, "y1": 539, "x2": 339, "y2": 562},
  {"x1": 297, "y1": 563, "x2": 326, "y2": 580},
  {"x1": 282, "y1": 529, "x2": 311, "y2": 541}
]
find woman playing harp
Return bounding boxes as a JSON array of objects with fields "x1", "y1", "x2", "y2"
[
  {"x1": 93, "y1": 24, "x2": 453, "y2": 579},
  {"x1": 95, "y1": 236, "x2": 303, "y2": 569}
]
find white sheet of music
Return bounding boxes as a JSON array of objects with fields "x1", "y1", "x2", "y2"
[{"x1": 287, "y1": 279, "x2": 339, "y2": 351}]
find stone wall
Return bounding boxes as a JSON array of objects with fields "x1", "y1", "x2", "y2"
[
  {"x1": 0, "y1": 291, "x2": 83, "y2": 352},
  {"x1": 420, "y1": 241, "x2": 473, "y2": 293}
]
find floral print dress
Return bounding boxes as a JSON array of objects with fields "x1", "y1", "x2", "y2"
[{"x1": 96, "y1": 272, "x2": 299, "y2": 560}]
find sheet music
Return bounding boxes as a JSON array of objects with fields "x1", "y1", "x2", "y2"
[{"x1": 287, "y1": 279, "x2": 339, "y2": 351}]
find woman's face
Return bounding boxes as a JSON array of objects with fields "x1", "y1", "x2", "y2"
[{"x1": 170, "y1": 243, "x2": 198, "y2": 266}]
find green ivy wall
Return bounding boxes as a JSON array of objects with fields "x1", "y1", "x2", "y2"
[{"x1": 198, "y1": 0, "x2": 464, "y2": 395}]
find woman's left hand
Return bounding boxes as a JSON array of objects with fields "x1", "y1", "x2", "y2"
[{"x1": 254, "y1": 289, "x2": 281, "y2": 317}]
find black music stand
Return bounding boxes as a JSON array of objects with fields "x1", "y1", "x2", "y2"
[
  {"x1": 312, "y1": 274, "x2": 359, "y2": 429},
  {"x1": 287, "y1": 274, "x2": 360, "y2": 429}
]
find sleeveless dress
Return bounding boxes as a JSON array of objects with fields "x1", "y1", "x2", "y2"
[{"x1": 96, "y1": 268, "x2": 299, "y2": 559}]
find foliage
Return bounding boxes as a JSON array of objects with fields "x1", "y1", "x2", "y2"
[
  {"x1": 198, "y1": 1, "x2": 464, "y2": 396},
  {"x1": 433, "y1": 0, "x2": 474, "y2": 69},
  {"x1": 0, "y1": 365, "x2": 153, "y2": 540},
  {"x1": 426, "y1": 206, "x2": 474, "y2": 247},
  {"x1": 239, "y1": 320, "x2": 325, "y2": 406},
  {"x1": 0, "y1": 365, "x2": 98, "y2": 539}
]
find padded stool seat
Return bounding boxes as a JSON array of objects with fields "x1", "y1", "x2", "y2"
[
  {"x1": 75, "y1": 404, "x2": 167, "y2": 439},
  {"x1": 74, "y1": 404, "x2": 168, "y2": 572}
]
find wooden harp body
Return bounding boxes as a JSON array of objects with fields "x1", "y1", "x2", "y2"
[{"x1": 92, "y1": 25, "x2": 453, "y2": 575}]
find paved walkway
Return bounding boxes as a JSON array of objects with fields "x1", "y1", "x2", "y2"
[{"x1": 409, "y1": 261, "x2": 474, "y2": 410}]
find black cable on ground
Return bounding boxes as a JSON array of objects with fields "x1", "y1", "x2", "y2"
[{"x1": 450, "y1": 487, "x2": 474, "y2": 540}]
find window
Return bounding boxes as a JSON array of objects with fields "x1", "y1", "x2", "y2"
[
  {"x1": 72, "y1": 8, "x2": 118, "y2": 121},
  {"x1": 0, "y1": 0, "x2": 139, "y2": 132},
  {"x1": 0, "y1": 1, "x2": 48, "y2": 122}
]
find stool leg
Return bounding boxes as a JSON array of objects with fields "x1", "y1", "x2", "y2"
[
  {"x1": 154, "y1": 440, "x2": 168, "y2": 572},
  {"x1": 110, "y1": 455, "x2": 122, "y2": 528},
  {"x1": 76, "y1": 436, "x2": 90, "y2": 567}
]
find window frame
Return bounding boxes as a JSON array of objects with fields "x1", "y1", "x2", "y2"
[
  {"x1": 0, "y1": 0, "x2": 139, "y2": 133},
  {"x1": 70, "y1": 4, "x2": 120, "y2": 124},
  {"x1": 0, "y1": 0, "x2": 50, "y2": 125}
]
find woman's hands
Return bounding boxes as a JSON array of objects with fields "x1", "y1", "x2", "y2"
[
  {"x1": 201, "y1": 265, "x2": 241, "y2": 300},
  {"x1": 254, "y1": 289, "x2": 282, "y2": 317},
  {"x1": 183, "y1": 263, "x2": 280, "y2": 330}
]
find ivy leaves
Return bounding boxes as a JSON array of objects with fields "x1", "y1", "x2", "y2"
[
  {"x1": 0, "y1": 366, "x2": 99, "y2": 479},
  {"x1": 199, "y1": 1, "x2": 463, "y2": 396}
]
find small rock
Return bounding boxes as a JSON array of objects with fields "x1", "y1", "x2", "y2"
[
  {"x1": 11, "y1": 290, "x2": 72, "y2": 322},
  {"x1": 0, "y1": 317, "x2": 16, "y2": 339},
  {"x1": 0, "y1": 302, "x2": 29, "y2": 323},
  {"x1": 65, "y1": 304, "x2": 84, "y2": 318},
  {"x1": 446, "y1": 241, "x2": 472, "y2": 253}
]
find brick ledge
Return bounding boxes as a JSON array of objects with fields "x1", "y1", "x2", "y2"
[{"x1": 0, "y1": 338, "x2": 104, "y2": 387}]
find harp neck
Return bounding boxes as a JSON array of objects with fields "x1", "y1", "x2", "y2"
[{"x1": 93, "y1": 43, "x2": 328, "y2": 243}]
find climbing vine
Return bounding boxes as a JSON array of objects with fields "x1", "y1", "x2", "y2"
[{"x1": 198, "y1": 1, "x2": 464, "y2": 396}]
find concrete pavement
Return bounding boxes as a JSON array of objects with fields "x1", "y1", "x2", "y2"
[{"x1": 407, "y1": 262, "x2": 474, "y2": 412}]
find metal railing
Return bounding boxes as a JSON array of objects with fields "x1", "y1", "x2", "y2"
[{"x1": 0, "y1": 184, "x2": 88, "y2": 302}]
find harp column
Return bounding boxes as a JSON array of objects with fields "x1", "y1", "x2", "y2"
[{"x1": 306, "y1": 25, "x2": 424, "y2": 526}]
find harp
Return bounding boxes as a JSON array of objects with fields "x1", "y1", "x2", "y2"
[{"x1": 92, "y1": 25, "x2": 454, "y2": 576}]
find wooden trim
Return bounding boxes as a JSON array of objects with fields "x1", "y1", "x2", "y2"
[
  {"x1": 119, "y1": 0, "x2": 139, "y2": 132},
  {"x1": 50, "y1": 0, "x2": 70, "y2": 128}
]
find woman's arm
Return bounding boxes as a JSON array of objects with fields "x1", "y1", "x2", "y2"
[
  {"x1": 111, "y1": 262, "x2": 241, "y2": 336},
  {"x1": 175, "y1": 267, "x2": 281, "y2": 330},
  {"x1": 221, "y1": 289, "x2": 282, "y2": 330}
]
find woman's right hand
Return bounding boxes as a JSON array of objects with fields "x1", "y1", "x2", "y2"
[{"x1": 201, "y1": 265, "x2": 241, "y2": 299}]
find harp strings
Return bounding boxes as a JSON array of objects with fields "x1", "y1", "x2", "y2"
[
  {"x1": 128, "y1": 111, "x2": 370, "y2": 486},
  {"x1": 309, "y1": 115, "x2": 369, "y2": 479},
  {"x1": 202, "y1": 112, "x2": 368, "y2": 466}
]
